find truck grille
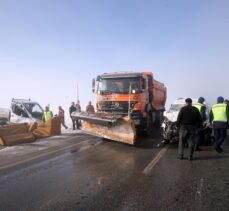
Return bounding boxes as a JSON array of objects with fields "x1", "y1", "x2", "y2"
[{"x1": 98, "y1": 101, "x2": 136, "y2": 112}]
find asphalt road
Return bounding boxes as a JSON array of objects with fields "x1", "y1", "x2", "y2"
[{"x1": 0, "y1": 129, "x2": 229, "y2": 211}]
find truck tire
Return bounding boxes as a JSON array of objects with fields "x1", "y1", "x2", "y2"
[
  {"x1": 146, "y1": 115, "x2": 153, "y2": 137},
  {"x1": 154, "y1": 111, "x2": 162, "y2": 128}
]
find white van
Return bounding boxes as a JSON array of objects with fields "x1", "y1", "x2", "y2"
[
  {"x1": 162, "y1": 98, "x2": 211, "y2": 144},
  {"x1": 10, "y1": 99, "x2": 44, "y2": 124}
]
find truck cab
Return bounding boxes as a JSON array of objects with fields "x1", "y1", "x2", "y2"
[{"x1": 10, "y1": 99, "x2": 44, "y2": 124}]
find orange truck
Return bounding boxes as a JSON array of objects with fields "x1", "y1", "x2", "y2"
[{"x1": 72, "y1": 71, "x2": 167, "y2": 145}]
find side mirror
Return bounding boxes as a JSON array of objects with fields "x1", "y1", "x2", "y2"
[{"x1": 92, "y1": 79, "x2": 95, "y2": 93}]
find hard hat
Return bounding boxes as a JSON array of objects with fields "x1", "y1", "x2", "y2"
[
  {"x1": 198, "y1": 97, "x2": 205, "y2": 103},
  {"x1": 217, "y1": 96, "x2": 224, "y2": 103}
]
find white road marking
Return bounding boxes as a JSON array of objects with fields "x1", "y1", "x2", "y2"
[
  {"x1": 196, "y1": 178, "x2": 204, "y2": 209},
  {"x1": 143, "y1": 146, "x2": 168, "y2": 175},
  {"x1": 196, "y1": 178, "x2": 204, "y2": 196}
]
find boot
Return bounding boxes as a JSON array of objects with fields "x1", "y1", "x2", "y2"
[
  {"x1": 177, "y1": 154, "x2": 183, "y2": 160},
  {"x1": 188, "y1": 155, "x2": 193, "y2": 161},
  {"x1": 195, "y1": 146, "x2": 203, "y2": 151}
]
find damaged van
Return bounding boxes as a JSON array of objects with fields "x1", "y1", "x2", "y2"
[
  {"x1": 10, "y1": 99, "x2": 44, "y2": 123},
  {"x1": 162, "y1": 98, "x2": 212, "y2": 145}
]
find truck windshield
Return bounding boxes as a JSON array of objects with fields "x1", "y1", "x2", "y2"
[
  {"x1": 169, "y1": 104, "x2": 185, "y2": 112},
  {"x1": 23, "y1": 103, "x2": 44, "y2": 120},
  {"x1": 98, "y1": 77, "x2": 140, "y2": 94}
]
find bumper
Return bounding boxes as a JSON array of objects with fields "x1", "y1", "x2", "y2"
[{"x1": 162, "y1": 120, "x2": 179, "y2": 143}]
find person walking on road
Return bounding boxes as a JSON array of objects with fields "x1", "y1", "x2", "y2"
[
  {"x1": 75, "y1": 100, "x2": 81, "y2": 129},
  {"x1": 58, "y1": 106, "x2": 68, "y2": 129},
  {"x1": 69, "y1": 102, "x2": 77, "y2": 130},
  {"x1": 193, "y1": 97, "x2": 207, "y2": 151},
  {"x1": 86, "y1": 101, "x2": 95, "y2": 113},
  {"x1": 42, "y1": 106, "x2": 53, "y2": 123},
  {"x1": 210, "y1": 96, "x2": 229, "y2": 153},
  {"x1": 224, "y1": 99, "x2": 229, "y2": 106},
  {"x1": 176, "y1": 98, "x2": 202, "y2": 161},
  {"x1": 224, "y1": 99, "x2": 229, "y2": 129}
]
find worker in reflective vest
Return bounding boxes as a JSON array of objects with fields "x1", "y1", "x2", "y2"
[
  {"x1": 210, "y1": 96, "x2": 229, "y2": 153},
  {"x1": 43, "y1": 106, "x2": 53, "y2": 123},
  {"x1": 194, "y1": 97, "x2": 207, "y2": 121},
  {"x1": 193, "y1": 97, "x2": 207, "y2": 151}
]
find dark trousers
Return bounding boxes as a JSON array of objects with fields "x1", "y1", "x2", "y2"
[
  {"x1": 213, "y1": 128, "x2": 227, "y2": 149},
  {"x1": 76, "y1": 118, "x2": 81, "y2": 129},
  {"x1": 72, "y1": 118, "x2": 77, "y2": 130},
  {"x1": 61, "y1": 117, "x2": 68, "y2": 129},
  {"x1": 178, "y1": 125, "x2": 198, "y2": 157},
  {"x1": 195, "y1": 130, "x2": 204, "y2": 147}
]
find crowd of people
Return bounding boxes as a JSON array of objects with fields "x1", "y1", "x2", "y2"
[
  {"x1": 42, "y1": 101, "x2": 95, "y2": 130},
  {"x1": 177, "y1": 96, "x2": 229, "y2": 161}
]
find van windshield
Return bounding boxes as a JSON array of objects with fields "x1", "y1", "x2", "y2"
[{"x1": 23, "y1": 103, "x2": 43, "y2": 120}]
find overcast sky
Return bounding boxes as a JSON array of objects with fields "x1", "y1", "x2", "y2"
[{"x1": 1, "y1": 0, "x2": 229, "y2": 121}]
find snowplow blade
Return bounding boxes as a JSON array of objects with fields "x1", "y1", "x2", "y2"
[{"x1": 72, "y1": 112, "x2": 137, "y2": 145}]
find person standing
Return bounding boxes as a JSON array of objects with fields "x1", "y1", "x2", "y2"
[
  {"x1": 69, "y1": 102, "x2": 77, "y2": 130},
  {"x1": 224, "y1": 99, "x2": 229, "y2": 129},
  {"x1": 42, "y1": 106, "x2": 53, "y2": 123},
  {"x1": 86, "y1": 101, "x2": 95, "y2": 113},
  {"x1": 210, "y1": 96, "x2": 229, "y2": 153},
  {"x1": 193, "y1": 97, "x2": 207, "y2": 151},
  {"x1": 75, "y1": 100, "x2": 81, "y2": 129},
  {"x1": 176, "y1": 98, "x2": 202, "y2": 161},
  {"x1": 224, "y1": 99, "x2": 229, "y2": 106},
  {"x1": 194, "y1": 97, "x2": 207, "y2": 121},
  {"x1": 58, "y1": 106, "x2": 68, "y2": 129}
]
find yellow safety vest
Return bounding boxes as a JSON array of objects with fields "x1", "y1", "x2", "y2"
[
  {"x1": 212, "y1": 103, "x2": 227, "y2": 122},
  {"x1": 194, "y1": 103, "x2": 203, "y2": 113},
  {"x1": 44, "y1": 111, "x2": 52, "y2": 122}
]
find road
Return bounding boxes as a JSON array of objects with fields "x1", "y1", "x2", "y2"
[{"x1": 0, "y1": 129, "x2": 229, "y2": 211}]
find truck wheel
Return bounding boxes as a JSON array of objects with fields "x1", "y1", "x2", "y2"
[
  {"x1": 146, "y1": 115, "x2": 153, "y2": 137},
  {"x1": 155, "y1": 111, "x2": 162, "y2": 128}
]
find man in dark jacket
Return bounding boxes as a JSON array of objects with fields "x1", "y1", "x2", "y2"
[
  {"x1": 69, "y1": 102, "x2": 77, "y2": 130},
  {"x1": 210, "y1": 96, "x2": 229, "y2": 153},
  {"x1": 75, "y1": 100, "x2": 81, "y2": 129},
  {"x1": 86, "y1": 101, "x2": 95, "y2": 113},
  {"x1": 176, "y1": 98, "x2": 202, "y2": 161}
]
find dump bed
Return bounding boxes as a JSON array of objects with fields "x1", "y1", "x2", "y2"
[{"x1": 151, "y1": 78, "x2": 167, "y2": 111}]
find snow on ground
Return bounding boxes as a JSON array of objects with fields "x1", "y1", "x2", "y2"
[
  {"x1": 0, "y1": 128, "x2": 82, "y2": 156},
  {"x1": 0, "y1": 108, "x2": 10, "y2": 119}
]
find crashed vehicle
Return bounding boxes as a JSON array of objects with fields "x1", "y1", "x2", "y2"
[
  {"x1": 162, "y1": 98, "x2": 212, "y2": 145},
  {"x1": 10, "y1": 99, "x2": 44, "y2": 123}
]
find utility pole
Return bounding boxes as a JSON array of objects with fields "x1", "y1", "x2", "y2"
[{"x1": 77, "y1": 84, "x2": 79, "y2": 102}]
